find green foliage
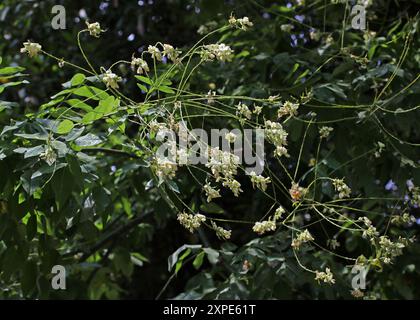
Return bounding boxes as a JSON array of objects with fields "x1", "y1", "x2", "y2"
[{"x1": 0, "y1": 0, "x2": 419, "y2": 300}]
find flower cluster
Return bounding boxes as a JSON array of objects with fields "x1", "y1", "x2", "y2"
[
  {"x1": 252, "y1": 220, "x2": 276, "y2": 235},
  {"x1": 103, "y1": 70, "x2": 122, "y2": 89},
  {"x1": 147, "y1": 45, "x2": 162, "y2": 61},
  {"x1": 391, "y1": 213, "x2": 415, "y2": 226},
  {"x1": 377, "y1": 236, "x2": 407, "y2": 264},
  {"x1": 374, "y1": 141, "x2": 385, "y2": 158},
  {"x1": 252, "y1": 206, "x2": 284, "y2": 236},
  {"x1": 211, "y1": 221, "x2": 231, "y2": 240},
  {"x1": 229, "y1": 15, "x2": 253, "y2": 30},
  {"x1": 206, "y1": 147, "x2": 240, "y2": 182},
  {"x1": 162, "y1": 44, "x2": 181, "y2": 63},
  {"x1": 201, "y1": 44, "x2": 234, "y2": 62},
  {"x1": 86, "y1": 21, "x2": 105, "y2": 37},
  {"x1": 358, "y1": 217, "x2": 379, "y2": 240},
  {"x1": 315, "y1": 268, "x2": 335, "y2": 285},
  {"x1": 332, "y1": 178, "x2": 351, "y2": 199},
  {"x1": 278, "y1": 101, "x2": 299, "y2": 118},
  {"x1": 280, "y1": 24, "x2": 294, "y2": 33},
  {"x1": 153, "y1": 158, "x2": 178, "y2": 181},
  {"x1": 225, "y1": 132, "x2": 237, "y2": 144},
  {"x1": 177, "y1": 212, "x2": 206, "y2": 233},
  {"x1": 131, "y1": 56, "x2": 149, "y2": 74},
  {"x1": 20, "y1": 41, "x2": 42, "y2": 58},
  {"x1": 203, "y1": 183, "x2": 221, "y2": 202},
  {"x1": 291, "y1": 229, "x2": 314, "y2": 249},
  {"x1": 409, "y1": 185, "x2": 420, "y2": 207},
  {"x1": 249, "y1": 171, "x2": 271, "y2": 192},
  {"x1": 222, "y1": 178, "x2": 242, "y2": 197},
  {"x1": 265, "y1": 120, "x2": 289, "y2": 157},
  {"x1": 289, "y1": 182, "x2": 306, "y2": 202},
  {"x1": 319, "y1": 126, "x2": 334, "y2": 139},
  {"x1": 40, "y1": 145, "x2": 57, "y2": 166},
  {"x1": 236, "y1": 103, "x2": 252, "y2": 124}
]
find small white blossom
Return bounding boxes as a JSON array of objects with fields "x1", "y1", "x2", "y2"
[
  {"x1": 162, "y1": 44, "x2": 181, "y2": 63},
  {"x1": 315, "y1": 268, "x2": 335, "y2": 285},
  {"x1": 40, "y1": 145, "x2": 57, "y2": 166},
  {"x1": 249, "y1": 171, "x2": 271, "y2": 192},
  {"x1": 177, "y1": 212, "x2": 206, "y2": 233},
  {"x1": 211, "y1": 221, "x2": 231, "y2": 240},
  {"x1": 291, "y1": 229, "x2": 314, "y2": 249},
  {"x1": 278, "y1": 101, "x2": 299, "y2": 118},
  {"x1": 225, "y1": 132, "x2": 237, "y2": 144},
  {"x1": 102, "y1": 70, "x2": 122, "y2": 89},
  {"x1": 332, "y1": 178, "x2": 351, "y2": 199},
  {"x1": 319, "y1": 126, "x2": 334, "y2": 139},
  {"x1": 86, "y1": 21, "x2": 104, "y2": 37},
  {"x1": 20, "y1": 41, "x2": 42, "y2": 58},
  {"x1": 229, "y1": 15, "x2": 253, "y2": 30},
  {"x1": 131, "y1": 56, "x2": 149, "y2": 74},
  {"x1": 280, "y1": 24, "x2": 294, "y2": 33},
  {"x1": 203, "y1": 183, "x2": 221, "y2": 202},
  {"x1": 252, "y1": 220, "x2": 276, "y2": 235},
  {"x1": 201, "y1": 44, "x2": 234, "y2": 62},
  {"x1": 148, "y1": 45, "x2": 162, "y2": 61},
  {"x1": 222, "y1": 178, "x2": 242, "y2": 197}
]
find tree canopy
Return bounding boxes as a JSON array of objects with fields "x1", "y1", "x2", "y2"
[{"x1": 0, "y1": 0, "x2": 419, "y2": 299}]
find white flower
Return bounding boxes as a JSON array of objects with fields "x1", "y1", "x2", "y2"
[
  {"x1": 211, "y1": 221, "x2": 231, "y2": 240},
  {"x1": 20, "y1": 41, "x2": 42, "y2": 58},
  {"x1": 315, "y1": 268, "x2": 335, "y2": 285},
  {"x1": 153, "y1": 158, "x2": 178, "y2": 180},
  {"x1": 280, "y1": 24, "x2": 294, "y2": 33},
  {"x1": 225, "y1": 132, "x2": 237, "y2": 144},
  {"x1": 236, "y1": 103, "x2": 252, "y2": 121},
  {"x1": 249, "y1": 171, "x2": 271, "y2": 192},
  {"x1": 102, "y1": 70, "x2": 122, "y2": 89},
  {"x1": 265, "y1": 120, "x2": 288, "y2": 149},
  {"x1": 40, "y1": 145, "x2": 57, "y2": 166},
  {"x1": 229, "y1": 15, "x2": 253, "y2": 30},
  {"x1": 207, "y1": 90, "x2": 216, "y2": 104},
  {"x1": 274, "y1": 146, "x2": 290, "y2": 158},
  {"x1": 274, "y1": 206, "x2": 285, "y2": 220},
  {"x1": 148, "y1": 45, "x2": 162, "y2": 61},
  {"x1": 131, "y1": 56, "x2": 149, "y2": 74},
  {"x1": 253, "y1": 106, "x2": 263, "y2": 115},
  {"x1": 86, "y1": 21, "x2": 104, "y2": 37},
  {"x1": 201, "y1": 44, "x2": 234, "y2": 62},
  {"x1": 162, "y1": 44, "x2": 181, "y2": 63},
  {"x1": 309, "y1": 29, "x2": 321, "y2": 41},
  {"x1": 289, "y1": 182, "x2": 306, "y2": 202},
  {"x1": 252, "y1": 220, "x2": 276, "y2": 235},
  {"x1": 222, "y1": 178, "x2": 242, "y2": 197},
  {"x1": 278, "y1": 101, "x2": 299, "y2": 118},
  {"x1": 177, "y1": 212, "x2": 206, "y2": 233},
  {"x1": 332, "y1": 178, "x2": 351, "y2": 199},
  {"x1": 203, "y1": 183, "x2": 221, "y2": 202},
  {"x1": 206, "y1": 147, "x2": 240, "y2": 182},
  {"x1": 319, "y1": 126, "x2": 334, "y2": 139},
  {"x1": 291, "y1": 229, "x2": 314, "y2": 249}
]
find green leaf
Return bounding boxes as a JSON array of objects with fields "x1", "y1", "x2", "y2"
[
  {"x1": 168, "y1": 244, "x2": 202, "y2": 272},
  {"x1": 135, "y1": 75, "x2": 153, "y2": 85},
  {"x1": 157, "y1": 85, "x2": 175, "y2": 94},
  {"x1": 74, "y1": 133, "x2": 103, "y2": 147},
  {"x1": 56, "y1": 119, "x2": 75, "y2": 134},
  {"x1": 193, "y1": 251, "x2": 205, "y2": 270},
  {"x1": 137, "y1": 83, "x2": 148, "y2": 92},
  {"x1": 71, "y1": 73, "x2": 86, "y2": 86}
]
